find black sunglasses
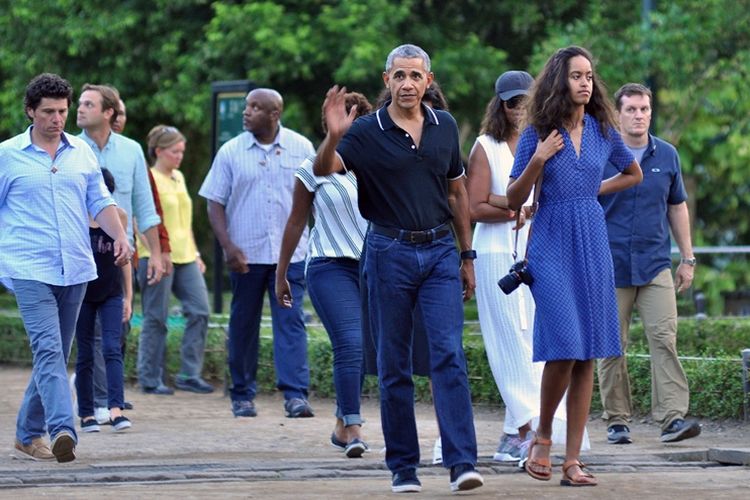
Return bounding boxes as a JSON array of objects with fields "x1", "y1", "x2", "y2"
[{"x1": 504, "y1": 95, "x2": 526, "y2": 109}]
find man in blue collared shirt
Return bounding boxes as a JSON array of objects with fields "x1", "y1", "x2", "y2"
[
  {"x1": 0, "y1": 73, "x2": 130, "y2": 463},
  {"x1": 200, "y1": 88, "x2": 315, "y2": 419},
  {"x1": 314, "y1": 45, "x2": 482, "y2": 494},
  {"x1": 599, "y1": 83, "x2": 701, "y2": 445}
]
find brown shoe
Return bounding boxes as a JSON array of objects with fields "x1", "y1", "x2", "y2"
[
  {"x1": 11, "y1": 437, "x2": 55, "y2": 461},
  {"x1": 51, "y1": 431, "x2": 76, "y2": 463}
]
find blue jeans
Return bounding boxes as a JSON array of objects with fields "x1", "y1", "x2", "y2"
[
  {"x1": 306, "y1": 257, "x2": 363, "y2": 426},
  {"x1": 75, "y1": 295, "x2": 125, "y2": 415},
  {"x1": 228, "y1": 262, "x2": 309, "y2": 402},
  {"x1": 137, "y1": 259, "x2": 210, "y2": 388},
  {"x1": 364, "y1": 233, "x2": 477, "y2": 472},
  {"x1": 12, "y1": 279, "x2": 86, "y2": 445}
]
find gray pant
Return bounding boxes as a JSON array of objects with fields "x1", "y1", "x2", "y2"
[{"x1": 137, "y1": 259, "x2": 210, "y2": 389}]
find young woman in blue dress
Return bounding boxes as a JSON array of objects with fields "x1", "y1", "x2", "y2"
[{"x1": 507, "y1": 46, "x2": 642, "y2": 486}]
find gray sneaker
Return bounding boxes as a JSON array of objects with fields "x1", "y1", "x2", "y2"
[
  {"x1": 607, "y1": 424, "x2": 633, "y2": 444},
  {"x1": 493, "y1": 433, "x2": 523, "y2": 461},
  {"x1": 660, "y1": 418, "x2": 701, "y2": 443},
  {"x1": 284, "y1": 398, "x2": 314, "y2": 418}
]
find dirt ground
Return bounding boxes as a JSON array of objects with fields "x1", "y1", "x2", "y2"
[{"x1": 0, "y1": 366, "x2": 748, "y2": 498}]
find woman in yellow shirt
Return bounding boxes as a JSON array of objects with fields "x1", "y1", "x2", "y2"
[{"x1": 136, "y1": 125, "x2": 213, "y2": 395}]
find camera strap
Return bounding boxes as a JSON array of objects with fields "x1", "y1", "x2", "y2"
[{"x1": 511, "y1": 171, "x2": 544, "y2": 261}]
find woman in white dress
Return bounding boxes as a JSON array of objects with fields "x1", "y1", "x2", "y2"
[{"x1": 467, "y1": 71, "x2": 586, "y2": 462}]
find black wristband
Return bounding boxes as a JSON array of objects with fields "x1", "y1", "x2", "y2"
[{"x1": 460, "y1": 250, "x2": 477, "y2": 260}]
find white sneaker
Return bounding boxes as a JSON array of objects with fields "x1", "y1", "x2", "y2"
[
  {"x1": 432, "y1": 437, "x2": 443, "y2": 464},
  {"x1": 94, "y1": 407, "x2": 111, "y2": 425}
]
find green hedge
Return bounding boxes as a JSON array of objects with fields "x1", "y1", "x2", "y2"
[{"x1": 1, "y1": 314, "x2": 747, "y2": 419}]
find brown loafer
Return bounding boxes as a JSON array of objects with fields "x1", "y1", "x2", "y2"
[{"x1": 11, "y1": 437, "x2": 55, "y2": 461}]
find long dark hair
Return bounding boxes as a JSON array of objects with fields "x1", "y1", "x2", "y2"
[
  {"x1": 479, "y1": 97, "x2": 513, "y2": 142},
  {"x1": 528, "y1": 46, "x2": 616, "y2": 137}
]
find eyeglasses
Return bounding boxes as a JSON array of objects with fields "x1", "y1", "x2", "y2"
[{"x1": 504, "y1": 95, "x2": 526, "y2": 109}]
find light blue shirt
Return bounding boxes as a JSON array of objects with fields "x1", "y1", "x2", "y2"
[
  {"x1": 199, "y1": 127, "x2": 314, "y2": 264},
  {"x1": 79, "y1": 130, "x2": 160, "y2": 245},
  {"x1": 0, "y1": 127, "x2": 115, "y2": 286}
]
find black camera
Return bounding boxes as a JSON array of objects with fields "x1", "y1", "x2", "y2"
[{"x1": 497, "y1": 260, "x2": 533, "y2": 295}]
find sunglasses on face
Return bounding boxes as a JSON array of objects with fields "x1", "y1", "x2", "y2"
[{"x1": 504, "y1": 96, "x2": 526, "y2": 109}]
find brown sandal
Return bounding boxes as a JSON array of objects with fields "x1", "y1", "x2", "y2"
[
  {"x1": 526, "y1": 436, "x2": 552, "y2": 481},
  {"x1": 560, "y1": 459, "x2": 597, "y2": 487}
]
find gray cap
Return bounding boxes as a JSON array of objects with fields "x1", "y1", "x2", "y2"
[{"x1": 494, "y1": 70, "x2": 534, "y2": 101}]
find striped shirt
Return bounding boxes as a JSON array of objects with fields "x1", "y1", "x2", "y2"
[
  {"x1": 199, "y1": 127, "x2": 314, "y2": 264},
  {"x1": 0, "y1": 127, "x2": 115, "y2": 286},
  {"x1": 79, "y1": 130, "x2": 160, "y2": 245},
  {"x1": 296, "y1": 158, "x2": 367, "y2": 260}
]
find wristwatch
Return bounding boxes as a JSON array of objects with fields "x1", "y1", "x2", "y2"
[
  {"x1": 680, "y1": 257, "x2": 697, "y2": 266},
  {"x1": 460, "y1": 250, "x2": 477, "y2": 260}
]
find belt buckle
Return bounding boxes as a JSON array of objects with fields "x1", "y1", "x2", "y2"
[{"x1": 410, "y1": 230, "x2": 429, "y2": 243}]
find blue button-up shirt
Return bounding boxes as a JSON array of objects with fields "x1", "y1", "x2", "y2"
[
  {"x1": 199, "y1": 126, "x2": 314, "y2": 264},
  {"x1": 0, "y1": 127, "x2": 115, "y2": 286},
  {"x1": 599, "y1": 134, "x2": 687, "y2": 287},
  {"x1": 79, "y1": 130, "x2": 160, "y2": 245}
]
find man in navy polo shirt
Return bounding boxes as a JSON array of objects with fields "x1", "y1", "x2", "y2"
[
  {"x1": 314, "y1": 44, "x2": 482, "y2": 494},
  {"x1": 598, "y1": 83, "x2": 701, "y2": 445}
]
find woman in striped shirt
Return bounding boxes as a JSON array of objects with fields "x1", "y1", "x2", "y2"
[{"x1": 275, "y1": 92, "x2": 372, "y2": 458}]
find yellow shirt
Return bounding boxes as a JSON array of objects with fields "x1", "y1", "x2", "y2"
[{"x1": 137, "y1": 168, "x2": 197, "y2": 264}]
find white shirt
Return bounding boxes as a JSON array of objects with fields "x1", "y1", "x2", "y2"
[{"x1": 199, "y1": 127, "x2": 314, "y2": 264}]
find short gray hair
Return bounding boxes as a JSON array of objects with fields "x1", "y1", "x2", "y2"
[{"x1": 385, "y1": 44, "x2": 431, "y2": 72}]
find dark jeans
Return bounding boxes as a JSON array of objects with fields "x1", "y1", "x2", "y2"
[
  {"x1": 75, "y1": 295, "x2": 125, "y2": 415},
  {"x1": 364, "y1": 232, "x2": 477, "y2": 473},
  {"x1": 306, "y1": 257, "x2": 363, "y2": 426},
  {"x1": 228, "y1": 262, "x2": 309, "y2": 402}
]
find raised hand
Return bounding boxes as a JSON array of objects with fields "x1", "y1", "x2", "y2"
[{"x1": 322, "y1": 85, "x2": 358, "y2": 139}]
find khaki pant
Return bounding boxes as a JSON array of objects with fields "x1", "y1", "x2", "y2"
[{"x1": 597, "y1": 268, "x2": 690, "y2": 430}]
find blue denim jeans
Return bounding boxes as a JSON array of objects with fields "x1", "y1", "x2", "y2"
[
  {"x1": 306, "y1": 257, "x2": 363, "y2": 426},
  {"x1": 75, "y1": 295, "x2": 125, "y2": 415},
  {"x1": 137, "y1": 259, "x2": 210, "y2": 388},
  {"x1": 364, "y1": 233, "x2": 477, "y2": 473},
  {"x1": 228, "y1": 262, "x2": 309, "y2": 402},
  {"x1": 12, "y1": 279, "x2": 85, "y2": 445}
]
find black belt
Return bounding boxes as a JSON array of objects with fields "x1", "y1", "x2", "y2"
[{"x1": 370, "y1": 223, "x2": 452, "y2": 244}]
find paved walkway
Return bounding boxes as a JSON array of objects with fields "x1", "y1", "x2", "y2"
[{"x1": 0, "y1": 366, "x2": 748, "y2": 498}]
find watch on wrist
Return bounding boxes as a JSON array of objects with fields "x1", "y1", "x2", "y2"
[
  {"x1": 680, "y1": 257, "x2": 697, "y2": 266},
  {"x1": 460, "y1": 250, "x2": 477, "y2": 260}
]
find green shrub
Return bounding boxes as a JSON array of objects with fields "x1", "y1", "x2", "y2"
[{"x1": 1, "y1": 312, "x2": 748, "y2": 419}]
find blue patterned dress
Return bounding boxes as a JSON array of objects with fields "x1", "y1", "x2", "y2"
[{"x1": 510, "y1": 115, "x2": 634, "y2": 361}]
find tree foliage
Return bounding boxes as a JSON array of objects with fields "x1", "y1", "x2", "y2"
[{"x1": 1, "y1": 0, "x2": 749, "y2": 313}]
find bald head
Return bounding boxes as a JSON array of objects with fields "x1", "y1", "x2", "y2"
[
  {"x1": 243, "y1": 88, "x2": 284, "y2": 142},
  {"x1": 250, "y1": 88, "x2": 283, "y2": 112}
]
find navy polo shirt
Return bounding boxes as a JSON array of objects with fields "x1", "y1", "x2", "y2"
[
  {"x1": 599, "y1": 134, "x2": 687, "y2": 287},
  {"x1": 336, "y1": 102, "x2": 464, "y2": 231}
]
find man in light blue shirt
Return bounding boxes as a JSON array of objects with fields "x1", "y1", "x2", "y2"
[
  {"x1": 77, "y1": 84, "x2": 163, "y2": 282},
  {"x1": 77, "y1": 84, "x2": 166, "y2": 408},
  {"x1": 0, "y1": 73, "x2": 131, "y2": 463},
  {"x1": 200, "y1": 88, "x2": 314, "y2": 419}
]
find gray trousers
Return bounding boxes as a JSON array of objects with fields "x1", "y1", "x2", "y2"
[{"x1": 136, "y1": 259, "x2": 210, "y2": 389}]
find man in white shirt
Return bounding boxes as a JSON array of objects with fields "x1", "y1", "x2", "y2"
[{"x1": 200, "y1": 88, "x2": 315, "y2": 418}]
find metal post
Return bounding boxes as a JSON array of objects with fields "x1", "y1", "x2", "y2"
[
  {"x1": 209, "y1": 80, "x2": 255, "y2": 314},
  {"x1": 743, "y1": 349, "x2": 750, "y2": 422},
  {"x1": 642, "y1": 0, "x2": 657, "y2": 133}
]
